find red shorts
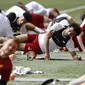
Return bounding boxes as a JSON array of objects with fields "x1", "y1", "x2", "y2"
[
  {"x1": 24, "y1": 34, "x2": 42, "y2": 54},
  {"x1": 0, "y1": 57, "x2": 12, "y2": 82},
  {"x1": 31, "y1": 13, "x2": 44, "y2": 29}
]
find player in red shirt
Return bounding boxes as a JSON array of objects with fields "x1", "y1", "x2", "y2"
[
  {"x1": 0, "y1": 38, "x2": 19, "y2": 85},
  {"x1": 0, "y1": 57, "x2": 12, "y2": 85}
]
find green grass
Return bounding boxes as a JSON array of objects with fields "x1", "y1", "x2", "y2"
[
  {"x1": 1, "y1": 0, "x2": 85, "y2": 10},
  {"x1": 7, "y1": 52, "x2": 85, "y2": 85},
  {"x1": 0, "y1": 0, "x2": 85, "y2": 22},
  {"x1": 0, "y1": 0, "x2": 85, "y2": 85}
]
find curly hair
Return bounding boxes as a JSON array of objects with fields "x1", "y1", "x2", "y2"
[{"x1": 70, "y1": 23, "x2": 81, "y2": 36}]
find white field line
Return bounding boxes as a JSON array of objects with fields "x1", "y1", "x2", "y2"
[
  {"x1": 60, "y1": 5, "x2": 85, "y2": 13},
  {"x1": 13, "y1": 77, "x2": 76, "y2": 82}
]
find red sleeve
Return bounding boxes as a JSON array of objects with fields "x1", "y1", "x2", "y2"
[{"x1": 82, "y1": 24, "x2": 85, "y2": 33}]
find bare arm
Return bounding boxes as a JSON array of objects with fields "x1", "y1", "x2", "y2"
[
  {"x1": 44, "y1": 31, "x2": 53, "y2": 60},
  {"x1": 66, "y1": 39, "x2": 82, "y2": 60},
  {"x1": 23, "y1": 22, "x2": 45, "y2": 33},
  {"x1": 68, "y1": 18, "x2": 81, "y2": 25},
  {"x1": 68, "y1": 18, "x2": 75, "y2": 24},
  {"x1": 23, "y1": 22, "x2": 35, "y2": 31}
]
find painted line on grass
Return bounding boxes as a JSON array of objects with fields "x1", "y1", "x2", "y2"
[
  {"x1": 13, "y1": 77, "x2": 76, "y2": 82},
  {"x1": 60, "y1": 5, "x2": 85, "y2": 13}
]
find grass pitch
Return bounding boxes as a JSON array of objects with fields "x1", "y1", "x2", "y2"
[
  {"x1": 0, "y1": 0, "x2": 85, "y2": 85},
  {"x1": 7, "y1": 52, "x2": 85, "y2": 85}
]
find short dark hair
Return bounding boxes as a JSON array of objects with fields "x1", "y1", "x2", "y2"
[
  {"x1": 23, "y1": 11, "x2": 32, "y2": 22},
  {"x1": 15, "y1": 2, "x2": 24, "y2": 6},
  {"x1": 80, "y1": 12, "x2": 85, "y2": 21},
  {"x1": 70, "y1": 23, "x2": 81, "y2": 36},
  {"x1": 6, "y1": 12, "x2": 16, "y2": 23}
]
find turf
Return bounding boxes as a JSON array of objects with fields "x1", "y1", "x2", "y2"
[
  {"x1": 0, "y1": 0, "x2": 85, "y2": 85},
  {"x1": 7, "y1": 52, "x2": 85, "y2": 85}
]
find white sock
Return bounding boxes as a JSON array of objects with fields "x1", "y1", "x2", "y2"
[{"x1": 34, "y1": 27, "x2": 46, "y2": 33}]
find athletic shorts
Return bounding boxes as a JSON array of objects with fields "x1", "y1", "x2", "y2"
[
  {"x1": 31, "y1": 13, "x2": 44, "y2": 29},
  {"x1": 24, "y1": 34, "x2": 42, "y2": 54}
]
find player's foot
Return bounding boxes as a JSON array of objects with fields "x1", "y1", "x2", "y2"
[{"x1": 73, "y1": 56, "x2": 82, "y2": 61}]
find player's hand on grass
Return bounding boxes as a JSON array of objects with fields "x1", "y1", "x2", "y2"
[{"x1": 44, "y1": 53, "x2": 50, "y2": 60}]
